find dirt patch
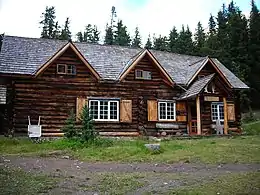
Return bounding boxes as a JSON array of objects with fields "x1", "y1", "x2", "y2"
[{"x1": 1, "y1": 155, "x2": 260, "y2": 194}]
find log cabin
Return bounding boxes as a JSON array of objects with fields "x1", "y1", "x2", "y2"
[{"x1": 0, "y1": 35, "x2": 249, "y2": 136}]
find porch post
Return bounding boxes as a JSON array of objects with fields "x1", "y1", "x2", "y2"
[
  {"x1": 223, "y1": 97, "x2": 228, "y2": 134},
  {"x1": 196, "y1": 96, "x2": 201, "y2": 135}
]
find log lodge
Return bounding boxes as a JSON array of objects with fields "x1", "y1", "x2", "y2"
[{"x1": 0, "y1": 35, "x2": 249, "y2": 136}]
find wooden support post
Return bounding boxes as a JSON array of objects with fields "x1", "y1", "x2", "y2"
[
  {"x1": 196, "y1": 96, "x2": 201, "y2": 135},
  {"x1": 223, "y1": 97, "x2": 228, "y2": 135}
]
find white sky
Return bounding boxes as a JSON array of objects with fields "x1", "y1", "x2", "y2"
[{"x1": 0, "y1": 0, "x2": 257, "y2": 44}]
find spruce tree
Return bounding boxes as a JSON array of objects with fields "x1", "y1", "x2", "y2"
[
  {"x1": 104, "y1": 24, "x2": 114, "y2": 45},
  {"x1": 62, "y1": 109, "x2": 77, "y2": 139},
  {"x1": 145, "y1": 34, "x2": 152, "y2": 49},
  {"x1": 59, "y1": 17, "x2": 71, "y2": 40},
  {"x1": 205, "y1": 14, "x2": 218, "y2": 53},
  {"x1": 40, "y1": 6, "x2": 57, "y2": 39},
  {"x1": 84, "y1": 24, "x2": 94, "y2": 43},
  {"x1": 168, "y1": 26, "x2": 178, "y2": 52},
  {"x1": 153, "y1": 35, "x2": 168, "y2": 51},
  {"x1": 131, "y1": 27, "x2": 142, "y2": 48},
  {"x1": 194, "y1": 21, "x2": 206, "y2": 54},
  {"x1": 114, "y1": 20, "x2": 131, "y2": 46},
  {"x1": 76, "y1": 32, "x2": 84, "y2": 42},
  {"x1": 249, "y1": 0, "x2": 260, "y2": 108},
  {"x1": 175, "y1": 25, "x2": 194, "y2": 55},
  {"x1": 91, "y1": 25, "x2": 100, "y2": 43}
]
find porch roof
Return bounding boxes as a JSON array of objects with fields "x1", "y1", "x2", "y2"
[{"x1": 178, "y1": 74, "x2": 215, "y2": 100}]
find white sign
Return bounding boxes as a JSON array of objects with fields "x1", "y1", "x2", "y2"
[{"x1": 28, "y1": 125, "x2": 42, "y2": 138}]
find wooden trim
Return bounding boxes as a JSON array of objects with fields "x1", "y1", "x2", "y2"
[
  {"x1": 119, "y1": 49, "x2": 174, "y2": 85},
  {"x1": 187, "y1": 57, "x2": 232, "y2": 88},
  {"x1": 35, "y1": 42, "x2": 100, "y2": 79},
  {"x1": 223, "y1": 97, "x2": 228, "y2": 134},
  {"x1": 196, "y1": 96, "x2": 201, "y2": 135}
]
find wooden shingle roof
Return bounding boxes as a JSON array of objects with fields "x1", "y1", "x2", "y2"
[{"x1": 0, "y1": 36, "x2": 248, "y2": 89}]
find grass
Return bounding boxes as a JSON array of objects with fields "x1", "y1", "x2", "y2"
[
  {"x1": 170, "y1": 172, "x2": 260, "y2": 195},
  {"x1": 0, "y1": 135, "x2": 259, "y2": 164},
  {"x1": 242, "y1": 120, "x2": 260, "y2": 135},
  {"x1": 0, "y1": 166, "x2": 56, "y2": 195}
]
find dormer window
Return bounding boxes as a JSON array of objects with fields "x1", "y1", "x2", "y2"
[
  {"x1": 135, "y1": 70, "x2": 152, "y2": 80},
  {"x1": 57, "y1": 64, "x2": 76, "y2": 75}
]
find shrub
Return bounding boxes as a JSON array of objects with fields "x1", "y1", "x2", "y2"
[
  {"x1": 79, "y1": 105, "x2": 97, "y2": 142},
  {"x1": 62, "y1": 109, "x2": 78, "y2": 139}
]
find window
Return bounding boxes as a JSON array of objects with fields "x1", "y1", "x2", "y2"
[
  {"x1": 158, "y1": 101, "x2": 176, "y2": 121},
  {"x1": 135, "y1": 70, "x2": 152, "y2": 80},
  {"x1": 57, "y1": 64, "x2": 76, "y2": 75},
  {"x1": 211, "y1": 102, "x2": 224, "y2": 121},
  {"x1": 89, "y1": 99, "x2": 119, "y2": 121}
]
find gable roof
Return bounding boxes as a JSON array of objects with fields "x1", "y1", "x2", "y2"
[
  {"x1": 118, "y1": 49, "x2": 174, "y2": 84},
  {"x1": 35, "y1": 42, "x2": 100, "y2": 79},
  {"x1": 0, "y1": 35, "x2": 248, "y2": 89},
  {"x1": 179, "y1": 74, "x2": 215, "y2": 100}
]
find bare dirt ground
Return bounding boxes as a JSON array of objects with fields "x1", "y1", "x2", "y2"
[{"x1": 1, "y1": 155, "x2": 260, "y2": 194}]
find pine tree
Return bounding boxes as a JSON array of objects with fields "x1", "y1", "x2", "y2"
[
  {"x1": 80, "y1": 105, "x2": 96, "y2": 142},
  {"x1": 168, "y1": 26, "x2": 178, "y2": 52},
  {"x1": 104, "y1": 24, "x2": 114, "y2": 45},
  {"x1": 248, "y1": 0, "x2": 260, "y2": 108},
  {"x1": 145, "y1": 34, "x2": 152, "y2": 49},
  {"x1": 153, "y1": 35, "x2": 168, "y2": 51},
  {"x1": 76, "y1": 32, "x2": 84, "y2": 42},
  {"x1": 114, "y1": 20, "x2": 131, "y2": 46},
  {"x1": 175, "y1": 25, "x2": 194, "y2": 55},
  {"x1": 131, "y1": 27, "x2": 141, "y2": 48},
  {"x1": 40, "y1": 6, "x2": 57, "y2": 39},
  {"x1": 194, "y1": 21, "x2": 206, "y2": 54},
  {"x1": 205, "y1": 14, "x2": 218, "y2": 53},
  {"x1": 53, "y1": 21, "x2": 60, "y2": 39},
  {"x1": 91, "y1": 25, "x2": 100, "y2": 43},
  {"x1": 62, "y1": 109, "x2": 77, "y2": 138},
  {"x1": 59, "y1": 17, "x2": 71, "y2": 40},
  {"x1": 83, "y1": 24, "x2": 93, "y2": 43}
]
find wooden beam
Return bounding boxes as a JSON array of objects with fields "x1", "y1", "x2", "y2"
[
  {"x1": 196, "y1": 96, "x2": 201, "y2": 135},
  {"x1": 223, "y1": 97, "x2": 228, "y2": 135}
]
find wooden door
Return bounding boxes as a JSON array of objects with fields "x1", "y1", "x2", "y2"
[{"x1": 188, "y1": 103, "x2": 197, "y2": 135}]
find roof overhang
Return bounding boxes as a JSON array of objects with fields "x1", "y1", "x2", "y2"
[
  {"x1": 187, "y1": 57, "x2": 233, "y2": 89},
  {"x1": 118, "y1": 49, "x2": 174, "y2": 85},
  {"x1": 34, "y1": 42, "x2": 101, "y2": 79}
]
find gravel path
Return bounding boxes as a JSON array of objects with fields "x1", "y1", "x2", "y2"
[{"x1": 1, "y1": 155, "x2": 260, "y2": 194}]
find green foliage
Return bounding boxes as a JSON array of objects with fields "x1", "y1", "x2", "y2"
[
  {"x1": 40, "y1": 6, "x2": 58, "y2": 39},
  {"x1": 79, "y1": 105, "x2": 97, "y2": 142},
  {"x1": 153, "y1": 35, "x2": 168, "y2": 51},
  {"x1": 194, "y1": 21, "x2": 206, "y2": 55},
  {"x1": 175, "y1": 25, "x2": 194, "y2": 55},
  {"x1": 77, "y1": 24, "x2": 100, "y2": 43},
  {"x1": 168, "y1": 26, "x2": 178, "y2": 52},
  {"x1": 114, "y1": 20, "x2": 131, "y2": 46},
  {"x1": 104, "y1": 24, "x2": 114, "y2": 45},
  {"x1": 59, "y1": 17, "x2": 71, "y2": 40},
  {"x1": 145, "y1": 34, "x2": 152, "y2": 49},
  {"x1": 61, "y1": 109, "x2": 77, "y2": 139},
  {"x1": 131, "y1": 27, "x2": 141, "y2": 48}
]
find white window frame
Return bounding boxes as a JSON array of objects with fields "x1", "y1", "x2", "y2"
[
  {"x1": 211, "y1": 102, "x2": 224, "y2": 122},
  {"x1": 135, "y1": 70, "x2": 152, "y2": 80},
  {"x1": 57, "y1": 64, "x2": 76, "y2": 75},
  {"x1": 158, "y1": 101, "x2": 176, "y2": 121},
  {"x1": 89, "y1": 99, "x2": 119, "y2": 122}
]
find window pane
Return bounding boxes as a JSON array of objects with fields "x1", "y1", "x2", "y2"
[
  {"x1": 211, "y1": 103, "x2": 224, "y2": 121},
  {"x1": 135, "y1": 70, "x2": 142, "y2": 78},
  {"x1": 57, "y1": 64, "x2": 66, "y2": 74},
  {"x1": 67, "y1": 65, "x2": 76, "y2": 74},
  {"x1": 159, "y1": 103, "x2": 166, "y2": 119},
  {"x1": 100, "y1": 101, "x2": 108, "y2": 119},
  {"x1": 110, "y1": 101, "x2": 118, "y2": 120},
  {"x1": 167, "y1": 102, "x2": 174, "y2": 120},
  {"x1": 89, "y1": 101, "x2": 98, "y2": 119},
  {"x1": 219, "y1": 105, "x2": 224, "y2": 120}
]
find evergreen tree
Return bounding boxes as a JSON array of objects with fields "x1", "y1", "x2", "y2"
[
  {"x1": 80, "y1": 105, "x2": 96, "y2": 142},
  {"x1": 168, "y1": 26, "x2": 178, "y2": 52},
  {"x1": 248, "y1": 0, "x2": 260, "y2": 108},
  {"x1": 153, "y1": 35, "x2": 168, "y2": 51},
  {"x1": 62, "y1": 109, "x2": 77, "y2": 138},
  {"x1": 131, "y1": 27, "x2": 141, "y2": 48},
  {"x1": 205, "y1": 14, "x2": 218, "y2": 53},
  {"x1": 114, "y1": 20, "x2": 131, "y2": 46},
  {"x1": 59, "y1": 17, "x2": 71, "y2": 40},
  {"x1": 53, "y1": 21, "x2": 60, "y2": 39},
  {"x1": 194, "y1": 21, "x2": 206, "y2": 54},
  {"x1": 40, "y1": 6, "x2": 57, "y2": 39},
  {"x1": 145, "y1": 34, "x2": 152, "y2": 49},
  {"x1": 104, "y1": 24, "x2": 114, "y2": 45},
  {"x1": 83, "y1": 24, "x2": 94, "y2": 42},
  {"x1": 76, "y1": 32, "x2": 84, "y2": 42},
  {"x1": 175, "y1": 25, "x2": 194, "y2": 55},
  {"x1": 91, "y1": 25, "x2": 100, "y2": 43}
]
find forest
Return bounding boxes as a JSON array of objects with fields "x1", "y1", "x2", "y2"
[{"x1": 39, "y1": 0, "x2": 260, "y2": 111}]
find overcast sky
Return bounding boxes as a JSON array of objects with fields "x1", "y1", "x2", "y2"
[{"x1": 0, "y1": 0, "x2": 259, "y2": 44}]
